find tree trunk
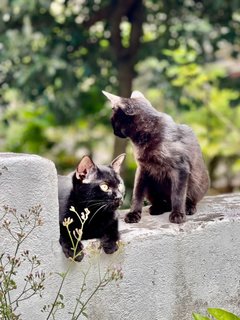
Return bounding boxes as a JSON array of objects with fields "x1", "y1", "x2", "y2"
[
  {"x1": 111, "y1": 0, "x2": 144, "y2": 158},
  {"x1": 113, "y1": 61, "x2": 134, "y2": 158}
]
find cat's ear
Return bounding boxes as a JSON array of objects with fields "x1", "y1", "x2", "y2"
[
  {"x1": 111, "y1": 153, "x2": 126, "y2": 174},
  {"x1": 76, "y1": 156, "x2": 96, "y2": 180},
  {"x1": 102, "y1": 90, "x2": 135, "y2": 115},
  {"x1": 102, "y1": 91, "x2": 121, "y2": 105},
  {"x1": 131, "y1": 90, "x2": 147, "y2": 100},
  {"x1": 131, "y1": 90, "x2": 152, "y2": 108},
  {"x1": 130, "y1": 90, "x2": 149, "y2": 103}
]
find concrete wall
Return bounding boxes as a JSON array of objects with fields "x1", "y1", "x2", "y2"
[{"x1": 0, "y1": 153, "x2": 240, "y2": 320}]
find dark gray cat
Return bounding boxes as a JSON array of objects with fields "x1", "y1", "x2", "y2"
[{"x1": 102, "y1": 90, "x2": 210, "y2": 224}]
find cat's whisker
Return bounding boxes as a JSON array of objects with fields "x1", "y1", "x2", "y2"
[
  {"x1": 84, "y1": 201, "x2": 108, "y2": 208},
  {"x1": 88, "y1": 204, "x2": 108, "y2": 224},
  {"x1": 88, "y1": 202, "x2": 117, "y2": 211},
  {"x1": 75, "y1": 199, "x2": 107, "y2": 204},
  {"x1": 73, "y1": 200, "x2": 108, "y2": 210},
  {"x1": 78, "y1": 200, "x2": 117, "y2": 216}
]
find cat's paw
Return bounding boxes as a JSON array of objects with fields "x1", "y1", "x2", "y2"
[
  {"x1": 124, "y1": 211, "x2": 141, "y2": 223},
  {"x1": 102, "y1": 242, "x2": 118, "y2": 254},
  {"x1": 60, "y1": 239, "x2": 84, "y2": 262},
  {"x1": 64, "y1": 248, "x2": 84, "y2": 262},
  {"x1": 73, "y1": 251, "x2": 84, "y2": 262},
  {"x1": 169, "y1": 211, "x2": 186, "y2": 224},
  {"x1": 186, "y1": 203, "x2": 197, "y2": 215}
]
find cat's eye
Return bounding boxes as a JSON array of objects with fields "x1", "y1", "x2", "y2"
[
  {"x1": 100, "y1": 183, "x2": 109, "y2": 192},
  {"x1": 118, "y1": 183, "x2": 125, "y2": 193}
]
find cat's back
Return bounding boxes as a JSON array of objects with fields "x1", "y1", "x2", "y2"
[
  {"x1": 162, "y1": 122, "x2": 203, "y2": 162},
  {"x1": 177, "y1": 123, "x2": 203, "y2": 154},
  {"x1": 159, "y1": 116, "x2": 196, "y2": 143}
]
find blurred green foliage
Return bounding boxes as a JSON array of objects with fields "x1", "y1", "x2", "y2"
[
  {"x1": 136, "y1": 46, "x2": 240, "y2": 192},
  {"x1": 0, "y1": 0, "x2": 240, "y2": 196}
]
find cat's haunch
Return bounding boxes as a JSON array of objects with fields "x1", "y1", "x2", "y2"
[
  {"x1": 58, "y1": 154, "x2": 126, "y2": 262},
  {"x1": 103, "y1": 90, "x2": 209, "y2": 224}
]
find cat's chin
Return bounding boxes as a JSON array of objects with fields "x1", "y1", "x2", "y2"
[
  {"x1": 108, "y1": 203, "x2": 121, "y2": 211},
  {"x1": 114, "y1": 131, "x2": 127, "y2": 139}
]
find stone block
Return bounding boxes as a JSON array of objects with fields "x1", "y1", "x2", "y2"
[{"x1": 0, "y1": 153, "x2": 239, "y2": 319}]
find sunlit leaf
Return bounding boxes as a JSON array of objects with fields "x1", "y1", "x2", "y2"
[
  {"x1": 208, "y1": 308, "x2": 240, "y2": 320},
  {"x1": 192, "y1": 313, "x2": 211, "y2": 320}
]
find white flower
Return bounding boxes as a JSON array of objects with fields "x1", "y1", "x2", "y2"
[
  {"x1": 73, "y1": 228, "x2": 83, "y2": 241},
  {"x1": 84, "y1": 208, "x2": 90, "y2": 220},
  {"x1": 84, "y1": 208, "x2": 90, "y2": 215},
  {"x1": 62, "y1": 217, "x2": 73, "y2": 227},
  {"x1": 81, "y1": 211, "x2": 85, "y2": 220},
  {"x1": 70, "y1": 206, "x2": 77, "y2": 213}
]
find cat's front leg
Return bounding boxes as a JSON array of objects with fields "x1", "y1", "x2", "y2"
[
  {"x1": 125, "y1": 167, "x2": 146, "y2": 223},
  {"x1": 59, "y1": 233, "x2": 84, "y2": 262},
  {"x1": 101, "y1": 219, "x2": 119, "y2": 254},
  {"x1": 169, "y1": 168, "x2": 189, "y2": 224}
]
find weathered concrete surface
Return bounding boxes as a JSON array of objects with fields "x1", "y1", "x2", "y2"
[
  {"x1": 0, "y1": 153, "x2": 59, "y2": 318},
  {"x1": 0, "y1": 153, "x2": 240, "y2": 320},
  {"x1": 93, "y1": 194, "x2": 240, "y2": 320}
]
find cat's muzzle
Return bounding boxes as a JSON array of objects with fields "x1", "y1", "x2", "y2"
[{"x1": 113, "y1": 196, "x2": 123, "y2": 207}]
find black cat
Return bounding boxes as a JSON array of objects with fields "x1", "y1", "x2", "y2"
[
  {"x1": 102, "y1": 90, "x2": 210, "y2": 224},
  {"x1": 58, "y1": 154, "x2": 125, "y2": 262}
]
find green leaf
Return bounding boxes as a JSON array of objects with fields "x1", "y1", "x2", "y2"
[
  {"x1": 82, "y1": 311, "x2": 89, "y2": 318},
  {"x1": 208, "y1": 308, "x2": 240, "y2": 320},
  {"x1": 56, "y1": 272, "x2": 66, "y2": 278},
  {"x1": 192, "y1": 312, "x2": 211, "y2": 320}
]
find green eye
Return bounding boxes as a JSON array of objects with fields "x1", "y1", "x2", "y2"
[{"x1": 100, "y1": 183, "x2": 109, "y2": 192}]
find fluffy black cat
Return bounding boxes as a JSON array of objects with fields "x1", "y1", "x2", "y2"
[
  {"x1": 102, "y1": 90, "x2": 210, "y2": 224},
  {"x1": 58, "y1": 154, "x2": 125, "y2": 262}
]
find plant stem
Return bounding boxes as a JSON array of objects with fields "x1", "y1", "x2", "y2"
[
  {"x1": 73, "y1": 269, "x2": 111, "y2": 320},
  {"x1": 71, "y1": 264, "x2": 91, "y2": 318},
  {"x1": 0, "y1": 257, "x2": 8, "y2": 302},
  {"x1": 12, "y1": 259, "x2": 35, "y2": 306},
  {"x1": 6, "y1": 242, "x2": 20, "y2": 309},
  {"x1": 45, "y1": 265, "x2": 71, "y2": 320},
  {"x1": 0, "y1": 275, "x2": 11, "y2": 320}
]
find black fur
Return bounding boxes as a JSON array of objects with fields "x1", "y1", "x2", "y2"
[
  {"x1": 58, "y1": 154, "x2": 125, "y2": 262},
  {"x1": 103, "y1": 90, "x2": 210, "y2": 224}
]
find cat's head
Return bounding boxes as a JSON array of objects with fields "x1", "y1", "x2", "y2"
[
  {"x1": 73, "y1": 154, "x2": 126, "y2": 210},
  {"x1": 102, "y1": 90, "x2": 154, "y2": 139}
]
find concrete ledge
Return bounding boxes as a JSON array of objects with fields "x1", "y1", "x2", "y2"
[
  {"x1": 0, "y1": 153, "x2": 240, "y2": 319},
  {"x1": 0, "y1": 153, "x2": 59, "y2": 318},
  {"x1": 109, "y1": 194, "x2": 240, "y2": 320}
]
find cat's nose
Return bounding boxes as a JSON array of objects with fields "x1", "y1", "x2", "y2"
[{"x1": 114, "y1": 196, "x2": 123, "y2": 206}]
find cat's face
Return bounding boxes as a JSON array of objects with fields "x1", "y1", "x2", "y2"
[
  {"x1": 111, "y1": 105, "x2": 134, "y2": 138},
  {"x1": 73, "y1": 154, "x2": 126, "y2": 210},
  {"x1": 102, "y1": 90, "x2": 153, "y2": 139}
]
